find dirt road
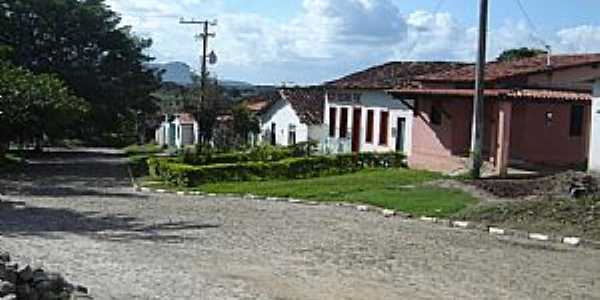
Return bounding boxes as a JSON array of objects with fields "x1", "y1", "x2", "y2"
[{"x1": 0, "y1": 149, "x2": 598, "y2": 299}]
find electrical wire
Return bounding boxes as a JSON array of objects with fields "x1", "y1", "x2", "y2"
[{"x1": 513, "y1": 0, "x2": 550, "y2": 49}]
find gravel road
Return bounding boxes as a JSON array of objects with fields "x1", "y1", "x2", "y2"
[{"x1": 0, "y1": 149, "x2": 598, "y2": 299}]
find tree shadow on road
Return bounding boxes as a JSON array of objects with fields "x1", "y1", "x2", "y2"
[{"x1": 0, "y1": 200, "x2": 221, "y2": 243}]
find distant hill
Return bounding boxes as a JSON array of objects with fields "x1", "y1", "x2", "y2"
[{"x1": 148, "y1": 62, "x2": 194, "y2": 86}]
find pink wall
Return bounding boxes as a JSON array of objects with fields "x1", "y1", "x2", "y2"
[
  {"x1": 509, "y1": 102, "x2": 590, "y2": 166},
  {"x1": 409, "y1": 97, "x2": 591, "y2": 173}
]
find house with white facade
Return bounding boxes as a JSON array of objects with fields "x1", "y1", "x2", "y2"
[
  {"x1": 323, "y1": 61, "x2": 469, "y2": 154},
  {"x1": 155, "y1": 113, "x2": 198, "y2": 149},
  {"x1": 258, "y1": 88, "x2": 326, "y2": 147}
]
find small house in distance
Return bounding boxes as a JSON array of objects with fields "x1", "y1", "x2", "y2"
[
  {"x1": 389, "y1": 53, "x2": 600, "y2": 175},
  {"x1": 257, "y1": 88, "x2": 326, "y2": 147},
  {"x1": 324, "y1": 61, "x2": 469, "y2": 154},
  {"x1": 155, "y1": 113, "x2": 199, "y2": 149}
]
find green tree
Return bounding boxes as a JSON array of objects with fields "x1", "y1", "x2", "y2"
[
  {"x1": 0, "y1": 0, "x2": 161, "y2": 143},
  {"x1": 497, "y1": 47, "x2": 547, "y2": 62},
  {"x1": 0, "y1": 62, "x2": 88, "y2": 154},
  {"x1": 232, "y1": 104, "x2": 260, "y2": 145}
]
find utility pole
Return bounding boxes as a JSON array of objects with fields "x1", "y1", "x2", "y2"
[
  {"x1": 179, "y1": 18, "x2": 216, "y2": 143},
  {"x1": 470, "y1": 0, "x2": 489, "y2": 179}
]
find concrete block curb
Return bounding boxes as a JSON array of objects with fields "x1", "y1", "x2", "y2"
[
  {"x1": 382, "y1": 209, "x2": 396, "y2": 217},
  {"x1": 155, "y1": 189, "x2": 167, "y2": 194},
  {"x1": 451, "y1": 221, "x2": 470, "y2": 228},
  {"x1": 420, "y1": 216, "x2": 437, "y2": 223},
  {"x1": 288, "y1": 199, "x2": 303, "y2": 204},
  {"x1": 176, "y1": 191, "x2": 186, "y2": 196},
  {"x1": 562, "y1": 237, "x2": 581, "y2": 246},
  {"x1": 488, "y1": 227, "x2": 505, "y2": 235},
  {"x1": 357, "y1": 205, "x2": 369, "y2": 212},
  {"x1": 528, "y1": 233, "x2": 550, "y2": 241}
]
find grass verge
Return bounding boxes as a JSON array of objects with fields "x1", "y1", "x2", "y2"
[
  {"x1": 199, "y1": 168, "x2": 477, "y2": 217},
  {"x1": 456, "y1": 196, "x2": 600, "y2": 240}
]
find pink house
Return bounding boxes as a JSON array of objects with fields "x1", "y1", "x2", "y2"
[{"x1": 389, "y1": 54, "x2": 600, "y2": 175}]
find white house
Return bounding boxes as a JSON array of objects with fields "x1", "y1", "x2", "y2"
[
  {"x1": 590, "y1": 80, "x2": 600, "y2": 172},
  {"x1": 323, "y1": 90, "x2": 414, "y2": 154},
  {"x1": 155, "y1": 113, "x2": 199, "y2": 149},
  {"x1": 323, "y1": 61, "x2": 469, "y2": 155},
  {"x1": 258, "y1": 88, "x2": 326, "y2": 147}
]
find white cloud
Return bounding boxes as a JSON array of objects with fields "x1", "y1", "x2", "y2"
[{"x1": 105, "y1": 0, "x2": 600, "y2": 84}]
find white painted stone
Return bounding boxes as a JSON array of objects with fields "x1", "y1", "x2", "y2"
[
  {"x1": 140, "y1": 187, "x2": 151, "y2": 193},
  {"x1": 288, "y1": 199, "x2": 303, "y2": 204},
  {"x1": 529, "y1": 233, "x2": 550, "y2": 241},
  {"x1": 452, "y1": 221, "x2": 470, "y2": 228},
  {"x1": 176, "y1": 191, "x2": 186, "y2": 196},
  {"x1": 488, "y1": 227, "x2": 505, "y2": 235},
  {"x1": 357, "y1": 205, "x2": 369, "y2": 212},
  {"x1": 420, "y1": 216, "x2": 437, "y2": 222},
  {"x1": 382, "y1": 209, "x2": 396, "y2": 217},
  {"x1": 207, "y1": 193, "x2": 217, "y2": 197},
  {"x1": 191, "y1": 191, "x2": 203, "y2": 196},
  {"x1": 266, "y1": 197, "x2": 279, "y2": 201},
  {"x1": 306, "y1": 201, "x2": 319, "y2": 206},
  {"x1": 155, "y1": 189, "x2": 167, "y2": 194},
  {"x1": 562, "y1": 237, "x2": 581, "y2": 246}
]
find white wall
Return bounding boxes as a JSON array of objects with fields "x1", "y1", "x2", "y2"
[
  {"x1": 324, "y1": 90, "x2": 413, "y2": 154},
  {"x1": 260, "y1": 99, "x2": 309, "y2": 147},
  {"x1": 590, "y1": 81, "x2": 600, "y2": 172}
]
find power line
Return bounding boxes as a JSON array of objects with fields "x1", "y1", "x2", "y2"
[
  {"x1": 513, "y1": 0, "x2": 550, "y2": 49},
  {"x1": 403, "y1": 0, "x2": 446, "y2": 59}
]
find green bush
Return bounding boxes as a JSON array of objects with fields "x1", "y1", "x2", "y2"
[
  {"x1": 182, "y1": 144, "x2": 295, "y2": 166},
  {"x1": 150, "y1": 152, "x2": 406, "y2": 187}
]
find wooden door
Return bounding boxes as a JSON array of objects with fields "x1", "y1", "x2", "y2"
[{"x1": 352, "y1": 108, "x2": 362, "y2": 152}]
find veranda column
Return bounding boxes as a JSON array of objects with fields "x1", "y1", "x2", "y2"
[
  {"x1": 496, "y1": 101, "x2": 512, "y2": 177},
  {"x1": 590, "y1": 80, "x2": 600, "y2": 172}
]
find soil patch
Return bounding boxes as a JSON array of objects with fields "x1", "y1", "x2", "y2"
[{"x1": 470, "y1": 171, "x2": 600, "y2": 199}]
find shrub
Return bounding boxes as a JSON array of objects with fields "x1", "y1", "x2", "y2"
[
  {"x1": 150, "y1": 152, "x2": 406, "y2": 187},
  {"x1": 182, "y1": 144, "x2": 295, "y2": 166}
]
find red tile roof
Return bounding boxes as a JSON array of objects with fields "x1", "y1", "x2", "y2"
[
  {"x1": 417, "y1": 53, "x2": 600, "y2": 83},
  {"x1": 280, "y1": 88, "x2": 326, "y2": 125},
  {"x1": 389, "y1": 88, "x2": 592, "y2": 102},
  {"x1": 244, "y1": 98, "x2": 270, "y2": 113},
  {"x1": 326, "y1": 61, "x2": 471, "y2": 89}
]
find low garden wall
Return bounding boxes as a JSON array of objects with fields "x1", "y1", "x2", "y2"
[{"x1": 149, "y1": 152, "x2": 406, "y2": 187}]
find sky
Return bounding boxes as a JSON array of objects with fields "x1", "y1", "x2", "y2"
[{"x1": 105, "y1": 0, "x2": 600, "y2": 85}]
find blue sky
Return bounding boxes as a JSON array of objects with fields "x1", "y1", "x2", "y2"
[{"x1": 106, "y1": 0, "x2": 600, "y2": 85}]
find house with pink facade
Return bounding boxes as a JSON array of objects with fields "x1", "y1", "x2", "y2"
[{"x1": 389, "y1": 53, "x2": 600, "y2": 175}]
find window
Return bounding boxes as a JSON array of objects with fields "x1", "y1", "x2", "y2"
[
  {"x1": 329, "y1": 107, "x2": 337, "y2": 137},
  {"x1": 270, "y1": 123, "x2": 277, "y2": 146},
  {"x1": 379, "y1": 111, "x2": 389, "y2": 145},
  {"x1": 570, "y1": 105, "x2": 584, "y2": 137},
  {"x1": 288, "y1": 124, "x2": 297, "y2": 145},
  {"x1": 340, "y1": 108, "x2": 348, "y2": 138},
  {"x1": 366, "y1": 110, "x2": 374, "y2": 143},
  {"x1": 431, "y1": 105, "x2": 442, "y2": 126}
]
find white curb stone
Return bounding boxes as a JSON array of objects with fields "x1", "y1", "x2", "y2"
[
  {"x1": 452, "y1": 221, "x2": 470, "y2": 228},
  {"x1": 288, "y1": 199, "x2": 303, "y2": 204},
  {"x1": 156, "y1": 189, "x2": 167, "y2": 193},
  {"x1": 140, "y1": 187, "x2": 151, "y2": 193},
  {"x1": 382, "y1": 209, "x2": 396, "y2": 217},
  {"x1": 191, "y1": 191, "x2": 203, "y2": 196},
  {"x1": 176, "y1": 191, "x2": 186, "y2": 196},
  {"x1": 529, "y1": 233, "x2": 550, "y2": 241},
  {"x1": 207, "y1": 193, "x2": 217, "y2": 197},
  {"x1": 357, "y1": 205, "x2": 369, "y2": 212},
  {"x1": 420, "y1": 216, "x2": 437, "y2": 222},
  {"x1": 489, "y1": 227, "x2": 505, "y2": 235},
  {"x1": 562, "y1": 237, "x2": 581, "y2": 246}
]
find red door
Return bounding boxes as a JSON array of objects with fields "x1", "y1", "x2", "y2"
[{"x1": 352, "y1": 108, "x2": 362, "y2": 153}]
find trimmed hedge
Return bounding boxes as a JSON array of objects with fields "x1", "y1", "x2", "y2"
[
  {"x1": 149, "y1": 152, "x2": 406, "y2": 187},
  {"x1": 182, "y1": 145, "x2": 295, "y2": 166}
]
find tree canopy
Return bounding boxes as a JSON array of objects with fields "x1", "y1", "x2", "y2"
[
  {"x1": 0, "y1": 0, "x2": 161, "y2": 143},
  {"x1": 497, "y1": 47, "x2": 548, "y2": 62},
  {"x1": 0, "y1": 61, "x2": 88, "y2": 151}
]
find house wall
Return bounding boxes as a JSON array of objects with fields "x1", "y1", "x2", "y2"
[
  {"x1": 408, "y1": 97, "x2": 472, "y2": 172},
  {"x1": 324, "y1": 90, "x2": 413, "y2": 154},
  {"x1": 590, "y1": 81, "x2": 600, "y2": 172},
  {"x1": 527, "y1": 64, "x2": 600, "y2": 90},
  {"x1": 260, "y1": 99, "x2": 309, "y2": 147},
  {"x1": 509, "y1": 102, "x2": 590, "y2": 166}
]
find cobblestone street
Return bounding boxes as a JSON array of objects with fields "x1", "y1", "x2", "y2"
[{"x1": 0, "y1": 150, "x2": 598, "y2": 299}]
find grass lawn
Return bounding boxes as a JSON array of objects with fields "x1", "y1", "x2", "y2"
[
  {"x1": 123, "y1": 143, "x2": 164, "y2": 156},
  {"x1": 200, "y1": 168, "x2": 477, "y2": 217}
]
